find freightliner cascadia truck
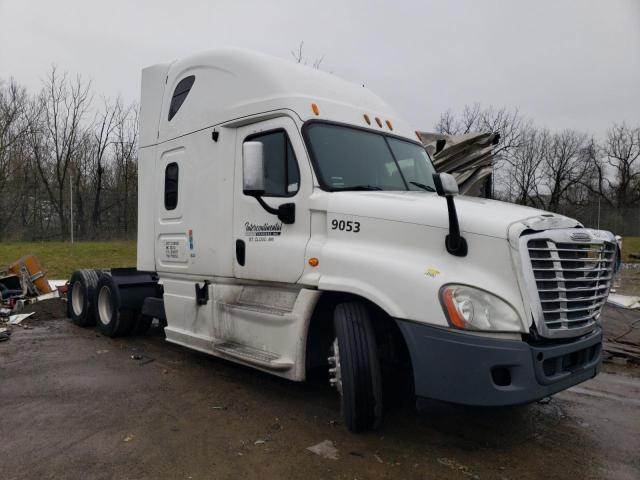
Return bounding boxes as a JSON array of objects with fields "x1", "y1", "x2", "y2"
[{"x1": 68, "y1": 48, "x2": 617, "y2": 432}]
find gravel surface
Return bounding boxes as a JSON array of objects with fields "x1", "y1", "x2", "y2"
[{"x1": 1, "y1": 300, "x2": 639, "y2": 480}]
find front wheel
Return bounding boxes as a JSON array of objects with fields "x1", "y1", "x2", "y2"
[{"x1": 331, "y1": 301, "x2": 383, "y2": 432}]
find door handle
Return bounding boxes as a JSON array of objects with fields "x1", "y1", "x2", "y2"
[{"x1": 236, "y1": 239, "x2": 246, "y2": 266}]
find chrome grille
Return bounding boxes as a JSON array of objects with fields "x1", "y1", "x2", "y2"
[{"x1": 525, "y1": 236, "x2": 616, "y2": 336}]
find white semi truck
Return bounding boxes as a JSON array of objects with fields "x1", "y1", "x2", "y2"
[{"x1": 68, "y1": 48, "x2": 617, "y2": 432}]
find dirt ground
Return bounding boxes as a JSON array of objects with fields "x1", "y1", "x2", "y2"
[
  {"x1": 614, "y1": 264, "x2": 640, "y2": 297},
  {"x1": 1, "y1": 300, "x2": 639, "y2": 480}
]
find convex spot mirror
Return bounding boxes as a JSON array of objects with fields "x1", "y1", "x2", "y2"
[
  {"x1": 242, "y1": 141, "x2": 265, "y2": 195},
  {"x1": 433, "y1": 172, "x2": 459, "y2": 197}
]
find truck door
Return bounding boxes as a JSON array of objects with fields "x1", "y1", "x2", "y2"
[{"x1": 233, "y1": 117, "x2": 312, "y2": 283}]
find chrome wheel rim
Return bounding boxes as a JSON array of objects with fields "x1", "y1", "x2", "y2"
[
  {"x1": 329, "y1": 338, "x2": 343, "y2": 395},
  {"x1": 97, "y1": 285, "x2": 112, "y2": 326},
  {"x1": 71, "y1": 281, "x2": 84, "y2": 316}
]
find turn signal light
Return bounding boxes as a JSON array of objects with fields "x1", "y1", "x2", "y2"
[
  {"x1": 311, "y1": 103, "x2": 320, "y2": 115},
  {"x1": 308, "y1": 257, "x2": 319, "y2": 267},
  {"x1": 441, "y1": 287, "x2": 466, "y2": 329}
]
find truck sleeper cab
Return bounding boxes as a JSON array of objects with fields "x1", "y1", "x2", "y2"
[{"x1": 67, "y1": 48, "x2": 617, "y2": 432}]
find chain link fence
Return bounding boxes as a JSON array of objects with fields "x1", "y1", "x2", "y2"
[{"x1": 558, "y1": 202, "x2": 640, "y2": 236}]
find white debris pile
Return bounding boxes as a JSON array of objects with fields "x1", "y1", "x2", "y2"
[{"x1": 607, "y1": 294, "x2": 640, "y2": 310}]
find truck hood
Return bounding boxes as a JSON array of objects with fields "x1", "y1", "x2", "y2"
[{"x1": 322, "y1": 191, "x2": 580, "y2": 239}]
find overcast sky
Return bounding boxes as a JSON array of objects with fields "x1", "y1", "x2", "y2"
[{"x1": 1, "y1": 0, "x2": 638, "y2": 136}]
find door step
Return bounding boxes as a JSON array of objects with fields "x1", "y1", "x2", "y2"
[{"x1": 214, "y1": 341, "x2": 293, "y2": 370}]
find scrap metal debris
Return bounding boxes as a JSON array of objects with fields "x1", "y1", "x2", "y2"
[
  {"x1": 417, "y1": 131, "x2": 499, "y2": 197},
  {"x1": 607, "y1": 293, "x2": 640, "y2": 310},
  {"x1": 0, "y1": 255, "x2": 69, "y2": 342},
  {"x1": 306, "y1": 440, "x2": 339, "y2": 460},
  {"x1": 1, "y1": 255, "x2": 66, "y2": 315},
  {"x1": 8, "y1": 312, "x2": 35, "y2": 325}
]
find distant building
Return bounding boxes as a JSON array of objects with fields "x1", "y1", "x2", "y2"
[{"x1": 417, "y1": 131, "x2": 500, "y2": 198}]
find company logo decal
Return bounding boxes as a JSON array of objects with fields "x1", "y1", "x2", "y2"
[
  {"x1": 570, "y1": 231, "x2": 591, "y2": 242},
  {"x1": 245, "y1": 221, "x2": 282, "y2": 242}
]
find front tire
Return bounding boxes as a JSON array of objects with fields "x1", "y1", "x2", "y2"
[{"x1": 332, "y1": 301, "x2": 383, "y2": 432}]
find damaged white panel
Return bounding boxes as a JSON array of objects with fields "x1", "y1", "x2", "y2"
[{"x1": 607, "y1": 294, "x2": 640, "y2": 310}]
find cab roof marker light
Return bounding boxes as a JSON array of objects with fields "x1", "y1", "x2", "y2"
[
  {"x1": 311, "y1": 103, "x2": 320, "y2": 116},
  {"x1": 375, "y1": 117, "x2": 383, "y2": 128},
  {"x1": 363, "y1": 114, "x2": 371, "y2": 125},
  {"x1": 385, "y1": 120, "x2": 393, "y2": 131}
]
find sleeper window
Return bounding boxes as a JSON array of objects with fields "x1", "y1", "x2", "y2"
[
  {"x1": 245, "y1": 131, "x2": 300, "y2": 197},
  {"x1": 168, "y1": 75, "x2": 195, "y2": 121},
  {"x1": 164, "y1": 162, "x2": 179, "y2": 210}
]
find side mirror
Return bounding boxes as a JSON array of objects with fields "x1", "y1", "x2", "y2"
[
  {"x1": 432, "y1": 172, "x2": 467, "y2": 257},
  {"x1": 242, "y1": 141, "x2": 296, "y2": 224},
  {"x1": 433, "y1": 172, "x2": 459, "y2": 197},
  {"x1": 243, "y1": 141, "x2": 265, "y2": 195}
]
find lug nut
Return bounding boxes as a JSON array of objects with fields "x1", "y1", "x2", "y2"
[
  {"x1": 329, "y1": 368, "x2": 337, "y2": 374},
  {"x1": 328, "y1": 356, "x2": 336, "y2": 363}
]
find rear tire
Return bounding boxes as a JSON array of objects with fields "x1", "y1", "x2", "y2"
[
  {"x1": 333, "y1": 301, "x2": 383, "y2": 432},
  {"x1": 94, "y1": 274, "x2": 135, "y2": 337},
  {"x1": 68, "y1": 269, "x2": 100, "y2": 327}
]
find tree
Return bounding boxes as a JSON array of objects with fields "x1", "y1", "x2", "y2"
[
  {"x1": 434, "y1": 104, "x2": 526, "y2": 159},
  {"x1": 290, "y1": 41, "x2": 325, "y2": 69},
  {"x1": 603, "y1": 123, "x2": 640, "y2": 207},
  {"x1": 503, "y1": 126, "x2": 548, "y2": 206},
  {"x1": 536, "y1": 130, "x2": 590, "y2": 212},
  {"x1": 30, "y1": 66, "x2": 92, "y2": 238},
  {"x1": 112, "y1": 103, "x2": 138, "y2": 234},
  {"x1": 90, "y1": 97, "x2": 120, "y2": 229}
]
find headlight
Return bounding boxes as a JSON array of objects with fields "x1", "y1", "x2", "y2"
[{"x1": 439, "y1": 284, "x2": 521, "y2": 332}]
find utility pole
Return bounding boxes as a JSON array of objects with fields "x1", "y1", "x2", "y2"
[{"x1": 70, "y1": 173, "x2": 74, "y2": 244}]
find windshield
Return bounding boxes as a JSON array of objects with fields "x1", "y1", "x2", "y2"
[{"x1": 304, "y1": 123, "x2": 437, "y2": 192}]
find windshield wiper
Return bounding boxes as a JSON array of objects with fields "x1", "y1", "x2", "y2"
[
  {"x1": 331, "y1": 185, "x2": 383, "y2": 191},
  {"x1": 409, "y1": 181, "x2": 436, "y2": 192}
]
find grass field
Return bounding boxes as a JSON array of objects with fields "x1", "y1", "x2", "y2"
[
  {"x1": 0, "y1": 235, "x2": 638, "y2": 281},
  {"x1": 0, "y1": 241, "x2": 136, "y2": 279},
  {"x1": 622, "y1": 236, "x2": 640, "y2": 261}
]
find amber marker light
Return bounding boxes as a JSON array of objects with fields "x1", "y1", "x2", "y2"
[
  {"x1": 375, "y1": 117, "x2": 383, "y2": 127},
  {"x1": 311, "y1": 103, "x2": 320, "y2": 115},
  {"x1": 386, "y1": 120, "x2": 393, "y2": 131},
  {"x1": 415, "y1": 130, "x2": 422, "y2": 140},
  {"x1": 441, "y1": 286, "x2": 466, "y2": 329},
  {"x1": 308, "y1": 257, "x2": 319, "y2": 267},
  {"x1": 363, "y1": 114, "x2": 371, "y2": 125}
]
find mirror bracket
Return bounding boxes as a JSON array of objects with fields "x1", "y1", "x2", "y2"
[
  {"x1": 251, "y1": 194, "x2": 296, "y2": 224},
  {"x1": 444, "y1": 197, "x2": 468, "y2": 256},
  {"x1": 433, "y1": 173, "x2": 467, "y2": 257}
]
